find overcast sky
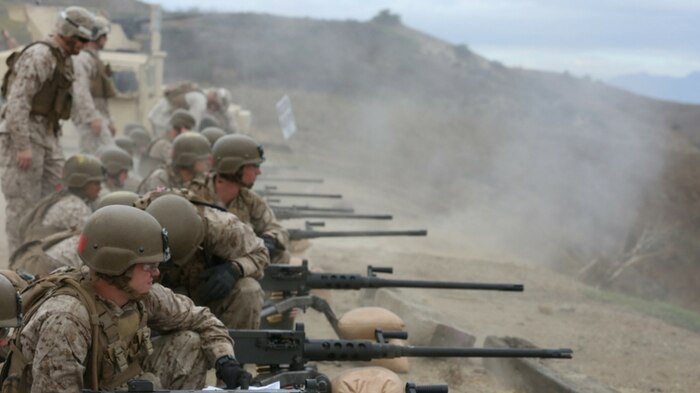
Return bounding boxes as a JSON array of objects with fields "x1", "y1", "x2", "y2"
[{"x1": 159, "y1": 0, "x2": 700, "y2": 79}]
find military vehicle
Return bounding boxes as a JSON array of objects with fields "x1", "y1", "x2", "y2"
[{"x1": 0, "y1": 3, "x2": 165, "y2": 135}]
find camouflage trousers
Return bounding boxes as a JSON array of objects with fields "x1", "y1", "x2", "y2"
[
  {"x1": 207, "y1": 277, "x2": 264, "y2": 329},
  {"x1": 143, "y1": 331, "x2": 209, "y2": 389},
  {"x1": 0, "y1": 134, "x2": 64, "y2": 254},
  {"x1": 77, "y1": 119, "x2": 114, "y2": 155}
]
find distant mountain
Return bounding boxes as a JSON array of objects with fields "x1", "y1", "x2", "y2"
[{"x1": 608, "y1": 72, "x2": 700, "y2": 104}]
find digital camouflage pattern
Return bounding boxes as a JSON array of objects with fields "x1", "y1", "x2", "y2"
[
  {"x1": 137, "y1": 166, "x2": 207, "y2": 196},
  {"x1": 72, "y1": 47, "x2": 114, "y2": 154},
  {"x1": 41, "y1": 192, "x2": 92, "y2": 233},
  {"x1": 154, "y1": 203, "x2": 268, "y2": 328},
  {"x1": 16, "y1": 273, "x2": 233, "y2": 392},
  {"x1": 44, "y1": 234, "x2": 81, "y2": 269},
  {"x1": 225, "y1": 188, "x2": 290, "y2": 264},
  {"x1": 0, "y1": 43, "x2": 68, "y2": 254}
]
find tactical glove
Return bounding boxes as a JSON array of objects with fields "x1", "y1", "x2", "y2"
[
  {"x1": 199, "y1": 262, "x2": 241, "y2": 304},
  {"x1": 215, "y1": 355, "x2": 252, "y2": 389},
  {"x1": 260, "y1": 234, "x2": 280, "y2": 258}
]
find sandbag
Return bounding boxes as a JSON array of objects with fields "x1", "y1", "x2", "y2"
[
  {"x1": 331, "y1": 367, "x2": 403, "y2": 393},
  {"x1": 337, "y1": 307, "x2": 405, "y2": 339}
]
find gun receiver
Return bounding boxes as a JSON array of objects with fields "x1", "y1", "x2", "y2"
[{"x1": 230, "y1": 324, "x2": 572, "y2": 390}]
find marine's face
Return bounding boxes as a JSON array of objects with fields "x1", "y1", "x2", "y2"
[
  {"x1": 240, "y1": 164, "x2": 261, "y2": 188},
  {"x1": 128, "y1": 263, "x2": 160, "y2": 295},
  {"x1": 84, "y1": 181, "x2": 102, "y2": 201},
  {"x1": 65, "y1": 35, "x2": 88, "y2": 55}
]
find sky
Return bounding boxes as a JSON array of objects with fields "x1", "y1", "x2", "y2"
[{"x1": 158, "y1": 0, "x2": 700, "y2": 80}]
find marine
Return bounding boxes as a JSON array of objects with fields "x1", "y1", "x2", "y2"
[
  {"x1": 141, "y1": 193, "x2": 269, "y2": 329},
  {"x1": 18, "y1": 154, "x2": 103, "y2": 245},
  {"x1": 0, "y1": 206, "x2": 252, "y2": 392},
  {"x1": 148, "y1": 82, "x2": 207, "y2": 137},
  {"x1": 71, "y1": 15, "x2": 117, "y2": 154},
  {"x1": 137, "y1": 131, "x2": 211, "y2": 195},
  {"x1": 209, "y1": 134, "x2": 290, "y2": 263},
  {"x1": 0, "y1": 6, "x2": 97, "y2": 254},
  {"x1": 99, "y1": 146, "x2": 139, "y2": 194},
  {"x1": 139, "y1": 109, "x2": 195, "y2": 177}
]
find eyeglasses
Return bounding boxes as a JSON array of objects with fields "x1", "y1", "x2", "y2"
[{"x1": 141, "y1": 262, "x2": 160, "y2": 272}]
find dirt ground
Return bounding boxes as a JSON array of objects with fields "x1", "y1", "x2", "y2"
[
  {"x1": 2, "y1": 132, "x2": 699, "y2": 393},
  {"x1": 259, "y1": 147, "x2": 700, "y2": 393}
]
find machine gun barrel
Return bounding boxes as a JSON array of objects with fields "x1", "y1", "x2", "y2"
[
  {"x1": 261, "y1": 261, "x2": 523, "y2": 292},
  {"x1": 259, "y1": 190, "x2": 342, "y2": 199},
  {"x1": 271, "y1": 205, "x2": 355, "y2": 214},
  {"x1": 258, "y1": 177, "x2": 325, "y2": 183},
  {"x1": 288, "y1": 229, "x2": 427, "y2": 240},
  {"x1": 275, "y1": 211, "x2": 393, "y2": 220}
]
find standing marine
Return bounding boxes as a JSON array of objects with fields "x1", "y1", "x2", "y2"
[
  {"x1": 0, "y1": 6, "x2": 97, "y2": 254},
  {"x1": 72, "y1": 15, "x2": 117, "y2": 154}
]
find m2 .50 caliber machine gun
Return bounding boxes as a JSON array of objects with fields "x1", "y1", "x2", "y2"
[
  {"x1": 287, "y1": 221, "x2": 427, "y2": 241},
  {"x1": 82, "y1": 378, "x2": 449, "y2": 393},
  {"x1": 231, "y1": 324, "x2": 573, "y2": 392},
  {"x1": 260, "y1": 260, "x2": 523, "y2": 334}
]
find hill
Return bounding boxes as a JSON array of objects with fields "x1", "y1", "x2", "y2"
[
  {"x1": 159, "y1": 10, "x2": 700, "y2": 313},
  {"x1": 608, "y1": 72, "x2": 700, "y2": 105}
]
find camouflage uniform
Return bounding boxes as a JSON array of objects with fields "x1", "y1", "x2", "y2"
[
  {"x1": 16, "y1": 269, "x2": 234, "y2": 392},
  {"x1": 41, "y1": 192, "x2": 92, "y2": 233},
  {"x1": 137, "y1": 166, "x2": 207, "y2": 195},
  {"x1": 44, "y1": 234, "x2": 81, "y2": 269},
  {"x1": 158, "y1": 206, "x2": 269, "y2": 329},
  {"x1": 225, "y1": 187, "x2": 290, "y2": 264},
  {"x1": 148, "y1": 92, "x2": 207, "y2": 138},
  {"x1": 0, "y1": 43, "x2": 70, "y2": 254},
  {"x1": 72, "y1": 47, "x2": 114, "y2": 154}
]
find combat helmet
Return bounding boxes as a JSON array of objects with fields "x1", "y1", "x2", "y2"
[
  {"x1": 201, "y1": 127, "x2": 226, "y2": 146},
  {"x1": 100, "y1": 146, "x2": 133, "y2": 176},
  {"x1": 56, "y1": 6, "x2": 97, "y2": 41},
  {"x1": 198, "y1": 114, "x2": 220, "y2": 131},
  {"x1": 129, "y1": 128, "x2": 152, "y2": 147},
  {"x1": 145, "y1": 194, "x2": 205, "y2": 266},
  {"x1": 212, "y1": 134, "x2": 265, "y2": 174},
  {"x1": 78, "y1": 205, "x2": 169, "y2": 276},
  {"x1": 169, "y1": 109, "x2": 196, "y2": 130},
  {"x1": 0, "y1": 274, "x2": 21, "y2": 328},
  {"x1": 63, "y1": 154, "x2": 104, "y2": 188},
  {"x1": 94, "y1": 15, "x2": 111, "y2": 39},
  {"x1": 96, "y1": 191, "x2": 139, "y2": 210},
  {"x1": 115, "y1": 136, "x2": 135, "y2": 156},
  {"x1": 171, "y1": 131, "x2": 211, "y2": 168}
]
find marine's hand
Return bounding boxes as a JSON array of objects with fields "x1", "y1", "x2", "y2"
[
  {"x1": 16, "y1": 148, "x2": 32, "y2": 169},
  {"x1": 89, "y1": 118, "x2": 102, "y2": 136},
  {"x1": 198, "y1": 262, "x2": 241, "y2": 304},
  {"x1": 215, "y1": 355, "x2": 252, "y2": 389},
  {"x1": 260, "y1": 234, "x2": 280, "y2": 258}
]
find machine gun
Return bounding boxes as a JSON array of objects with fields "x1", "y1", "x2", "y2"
[
  {"x1": 274, "y1": 210, "x2": 392, "y2": 221},
  {"x1": 261, "y1": 260, "x2": 523, "y2": 334},
  {"x1": 259, "y1": 190, "x2": 343, "y2": 199},
  {"x1": 231, "y1": 324, "x2": 572, "y2": 392},
  {"x1": 271, "y1": 204, "x2": 355, "y2": 214},
  {"x1": 258, "y1": 177, "x2": 325, "y2": 183},
  {"x1": 287, "y1": 221, "x2": 427, "y2": 241}
]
